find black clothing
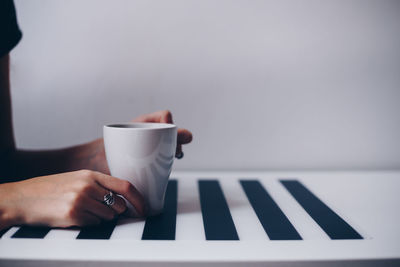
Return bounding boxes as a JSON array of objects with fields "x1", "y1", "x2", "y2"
[{"x1": 0, "y1": 0, "x2": 22, "y2": 57}]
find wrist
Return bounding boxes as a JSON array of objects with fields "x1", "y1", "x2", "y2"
[
  {"x1": 0, "y1": 182, "x2": 25, "y2": 229},
  {"x1": 66, "y1": 139, "x2": 102, "y2": 170},
  {"x1": 73, "y1": 139, "x2": 109, "y2": 174}
]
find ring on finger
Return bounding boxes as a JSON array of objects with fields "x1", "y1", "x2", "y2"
[
  {"x1": 176, "y1": 151, "x2": 184, "y2": 159},
  {"x1": 103, "y1": 191, "x2": 115, "y2": 206}
]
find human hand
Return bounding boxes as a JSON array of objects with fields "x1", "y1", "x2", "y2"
[
  {"x1": 71, "y1": 110, "x2": 192, "y2": 174},
  {"x1": 0, "y1": 170, "x2": 145, "y2": 229},
  {"x1": 133, "y1": 110, "x2": 193, "y2": 158}
]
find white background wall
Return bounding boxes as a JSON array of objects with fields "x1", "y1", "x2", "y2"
[{"x1": 10, "y1": 0, "x2": 400, "y2": 171}]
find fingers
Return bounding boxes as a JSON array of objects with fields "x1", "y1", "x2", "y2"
[
  {"x1": 64, "y1": 171, "x2": 129, "y2": 227},
  {"x1": 74, "y1": 212, "x2": 101, "y2": 226},
  {"x1": 93, "y1": 172, "x2": 146, "y2": 216},
  {"x1": 108, "y1": 195, "x2": 127, "y2": 214},
  {"x1": 132, "y1": 110, "x2": 193, "y2": 159},
  {"x1": 176, "y1": 128, "x2": 192, "y2": 159},
  {"x1": 133, "y1": 110, "x2": 173, "y2": 124},
  {"x1": 159, "y1": 110, "x2": 173, "y2": 124},
  {"x1": 176, "y1": 144, "x2": 182, "y2": 158},
  {"x1": 81, "y1": 196, "x2": 116, "y2": 221},
  {"x1": 86, "y1": 182, "x2": 127, "y2": 215},
  {"x1": 132, "y1": 110, "x2": 192, "y2": 145},
  {"x1": 178, "y1": 128, "x2": 193, "y2": 144}
]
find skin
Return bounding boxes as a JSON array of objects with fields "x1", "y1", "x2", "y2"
[{"x1": 0, "y1": 54, "x2": 193, "y2": 230}]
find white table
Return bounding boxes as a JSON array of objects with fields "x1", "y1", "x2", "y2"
[{"x1": 1, "y1": 171, "x2": 399, "y2": 266}]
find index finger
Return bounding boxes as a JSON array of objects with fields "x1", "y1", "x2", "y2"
[{"x1": 93, "y1": 172, "x2": 145, "y2": 216}]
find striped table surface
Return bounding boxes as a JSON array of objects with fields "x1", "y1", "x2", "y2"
[{"x1": 0, "y1": 171, "x2": 399, "y2": 266}]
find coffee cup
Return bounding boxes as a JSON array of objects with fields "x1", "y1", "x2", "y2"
[{"x1": 103, "y1": 123, "x2": 177, "y2": 216}]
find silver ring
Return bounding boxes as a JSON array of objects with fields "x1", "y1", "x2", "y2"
[
  {"x1": 176, "y1": 151, "x2": 184, "y2": 159},
  {"x1": 103, "y1": 191, "x2": 115, "y2": 206}
]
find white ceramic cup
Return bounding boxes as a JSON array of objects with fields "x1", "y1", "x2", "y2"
[{"x1": 103, "y1": 123, "x2": 177, "y2": 216}]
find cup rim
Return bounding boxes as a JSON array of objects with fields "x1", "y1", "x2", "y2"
[{"x1": 104, "y1": 122, "x2": 176, "y2": 130}]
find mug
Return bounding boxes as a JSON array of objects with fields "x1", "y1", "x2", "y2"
[{"x1": 103, "y1": 123, "x2": 177, "y2": 216}]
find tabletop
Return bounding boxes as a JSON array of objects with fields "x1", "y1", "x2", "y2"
[{"x1": 0, "y1": 171, "x2": 399, "y2": 266}]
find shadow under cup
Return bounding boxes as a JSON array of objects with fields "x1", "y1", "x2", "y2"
[{"x1": 103, "y1": 123, "x2": 177, "y2": 216}]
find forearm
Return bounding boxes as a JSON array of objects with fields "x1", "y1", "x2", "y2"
[{"x1": 1, "y1": 138, "x2": 105, "y2": 182}]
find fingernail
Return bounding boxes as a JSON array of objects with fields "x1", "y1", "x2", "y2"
[{"x1": 175, "y1": 151, "x2": 184, "y2": 159}]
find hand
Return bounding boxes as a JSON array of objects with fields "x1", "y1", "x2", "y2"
[
  {"x1": 133, "y1": 110, "x2": 193, "y2": 157},
  {"x1": 0, "y1": 170, "x2": 145, "y2": 229},
  {"x1": 71, "y1": 110, "x2": 192, "y2": 174}
]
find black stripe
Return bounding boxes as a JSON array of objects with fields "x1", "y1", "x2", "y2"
[
  {"x1": 0, "y1": 227, "x2": 11, "y2": 238},
  {"x1": 198, "y1": 180, "x2": 239, "y2": 240},
  {"x1": 142, "y1": 180, "x2": 178, "y2": 240},
  {"x1": 281, "y1": 180, "x2": 363, "y2": 240},
  {"x1": 76, "y1": 219, "x2": 117, "y2": 240},
  {"x1": 240, "y1": 180, "x2": 302, "y2": 240},
  {"x1": 11, "y1": 226, "x2": 51, "y2": 239}
]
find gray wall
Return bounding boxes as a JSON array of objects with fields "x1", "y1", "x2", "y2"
[{"x1": 10, "y1": 0, "x2": 400, "y2": 170}]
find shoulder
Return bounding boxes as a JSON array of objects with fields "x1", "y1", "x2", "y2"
[{"x1": 0, "y1": 0, "x2": 22, "y2": 57}]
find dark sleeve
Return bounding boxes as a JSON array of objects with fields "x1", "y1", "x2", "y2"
[{"x1": 0, "y1": 0, "x2": 22, "y2": 57}]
